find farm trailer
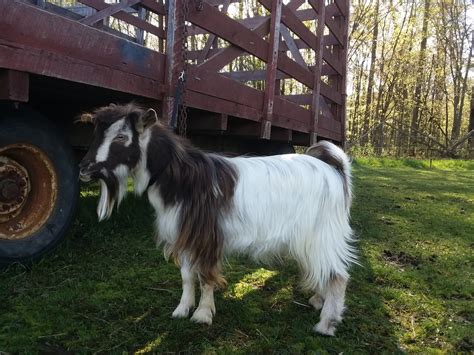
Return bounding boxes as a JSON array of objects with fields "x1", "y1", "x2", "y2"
[{"x1": 0, "y1": 0, "x2": 349, "y2": 263}]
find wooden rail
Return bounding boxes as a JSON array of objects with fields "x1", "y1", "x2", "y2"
[{"x1": 2, "y1": 0, "x2": 349, "y2": 145}]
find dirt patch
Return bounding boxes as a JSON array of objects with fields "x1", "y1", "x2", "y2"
[{"x1": 382, "y1": 250, "x2": 420, "y2": 268}]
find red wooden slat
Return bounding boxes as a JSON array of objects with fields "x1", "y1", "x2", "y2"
[
  {"x1": 308, "y1": 0, "x2": 344, "y2": 46},
  {"x1": 261, "y1": 0, "x2": 283, "y2": 139},
  {"x1": 79, "y1": 0, "x2": 166, "y2": 38},
  {"x1": 80, "y1": 0, "x2": 140, "y2": 26},
  {"x1": 197, "y1": 0, "x2": 231, "y2": 63},
  {"x1": 185, "y1": 91, "x2": 261, "y2": 121},
  {"x1": 188, "y1": 66, "x2": 264, "y2": 110},
  {"x1": 188, "y1": 3, "x2": 269, "y2": 64},
  {"x1": 197, "y1": 18, "x2": 270, "y2": 72},
  {"x1": 280, "y1": 25, "x2": 306, "y2": 67},
  {"x1": 334, "y1": 0, "x2": 349, "y2": 17},
  {"x1": 320, "y1": 81, "x2": 342, "y2": 105},
  {"x1": 219, "y1": 63, "x2": 336, "y2": 81},
  {"x1": 259, "y1": 0, "x2": 318, "y2": 52},
  {"x1": 0, "y1": 39, "x2": 164, "y2": 99},
  {"x1": 0, "y1": 1, "x2": 165, "y2": 80},
  {"x1": 139, "y1": 0, "x2": 166, "y2": 15}
]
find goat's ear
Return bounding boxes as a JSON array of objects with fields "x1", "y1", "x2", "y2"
[
  {"x1": 75, "y1": 112, "x2": 95, "y2": 124},
  {"x1": 135, "y1": 109, "x2": 158, "y2": 133}
]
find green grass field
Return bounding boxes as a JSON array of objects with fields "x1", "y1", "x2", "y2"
[{"x1": 1, "y1": 159, "x2": 473, "y2": 353}]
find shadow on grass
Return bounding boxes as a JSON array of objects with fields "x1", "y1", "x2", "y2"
[{"x1": 0, "y1": 182, "x2": 402, "y2": 353}]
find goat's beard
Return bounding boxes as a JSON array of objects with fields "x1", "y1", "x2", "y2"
[{"x1": 96, "y1": 166, "x2": 129, "y2": 221}]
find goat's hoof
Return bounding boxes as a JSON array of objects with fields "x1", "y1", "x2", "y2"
[
  {"x1": 309, "y1": 295, "x2": 324, "y2": 310},
  {"x1": 172, "y1": 303, "x2": 193, "y2": 318},
  {"x1": 314, "y1": 321, "x2": 336, "y2": 336},
  {"x1": 190, "y1": 307, "x2": 213, "y2": 325}
]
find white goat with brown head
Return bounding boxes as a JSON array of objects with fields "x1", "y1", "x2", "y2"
[{"x1": 78, "y1": 103, "x2": 356, "y2": 336}]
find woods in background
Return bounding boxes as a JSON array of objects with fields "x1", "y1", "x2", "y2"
[{"x1": 347, "y1": 0, "x2": 473, "y2": 157}]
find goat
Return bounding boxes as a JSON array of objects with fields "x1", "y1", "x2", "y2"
[{"x1": 78, "y1": 103, "x2": 356, "y2": 336}]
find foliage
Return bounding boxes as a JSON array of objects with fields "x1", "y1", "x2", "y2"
[
  {"x1": 347, "y1": 0, "x2": 474, "y2": 157},
  {"x1": 1, "y1": 161, "x2": 472, "y2": 353}
]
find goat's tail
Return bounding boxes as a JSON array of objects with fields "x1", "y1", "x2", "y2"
[{"x1": 305, "y1": 141, "x2": 352, "y2": 210}]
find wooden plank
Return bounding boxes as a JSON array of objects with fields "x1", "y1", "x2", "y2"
[
  {"x1": 261, "y1": 0, "x2": 283, "y2": 139},
  {"x1": 273, "y1": 96, "x2": 310, "y2": 131},
  {"x1": 0, "y1": 39, "x2": 164, "y2": 99},
  {"x1": 139, "y1": 0, "x2": 166, "y2": 15},
  {"x1": 0, "y1": 0, "x2": 166, "y2": 80},
  {"x1": 188, "y1": 66, "x2": 264, "y2": 110},
  {"x1": 280, "y1": 25, "x2": 306, "y2": 67},
  {"x1": 197, "y1": 0, "x2": 231, "y2": 63},
  {"x1": 197, "y1": 17, "x2": 270, "y2": 72},
  {"x1": 259, "y1": 0, "x2": 318, "y2": 52},
  {"x1": 80, "y1": 0, "x2": 140, "y2": 26},
  {"x1": 79, "y1": 0, "x2": 165, "y2": 38},
  {"x1": 188, "y1": 3, "x2": 269, "y2": 66},
  {"x1": 320, "y1": 81, "x2": 342, "y2": 105},
  {"x1": 309, "y1": 0, "x2": 325, "y2": 144},
  {"x1": 284, "y1": 94, "x2": 311, "y2": 105},
  {"x1": 307, "y1": 0, "x2": 344, "y2": 46},
  {"x1": 191, "y1": 5, "x2": 315, "y2": 90},
  {"x1": 262, "y1": 0, "x2": 343, "y2": 75},
  {"x1": 185, "y1": 91, "x2": 261, "y2": 121},
  {"x1": 334, "y1": 0, "x2": 349, "y2": 17},
  {"x1": 0, "y1": 69, "x2": 29, "y2": 102}
]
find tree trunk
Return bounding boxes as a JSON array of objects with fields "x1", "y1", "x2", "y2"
[
  {"x1": 361, "y1": 0, "x2": 379, "y2": 146},
  {"x1": 469, "y1": 87, "x2": 474, "y2": 158},
  {"x1": 409, "y1": 0, "x2": 430, "y2": 156}
]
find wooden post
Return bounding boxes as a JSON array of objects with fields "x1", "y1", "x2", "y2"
[
  {"x1": 261, "y1": 0, "x2": 283, "y2": 139},
  {"x1": 340, "y1": 0, "x2": 349, "y2": 148},
  {"x1": 309, "y1": 0, "x2": 325, "y2": 145},
  {"x1": 162, "y1": 0, "x2": 185, "y2": 124}
]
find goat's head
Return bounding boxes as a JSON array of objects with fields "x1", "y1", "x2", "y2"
[{"x1": 78, "y1": 103, "x2": 158, "y2": 220}]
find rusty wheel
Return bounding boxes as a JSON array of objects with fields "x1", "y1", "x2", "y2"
[{"x1": 0, "y1": 107, "x2": 78, "y2": 264}]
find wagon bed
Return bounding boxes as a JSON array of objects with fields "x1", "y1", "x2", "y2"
[{"x1": 0, "y1": 0, "x2": 348, "y2": 146}]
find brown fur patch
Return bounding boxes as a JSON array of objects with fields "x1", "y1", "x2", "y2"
[
  {"x1": 305, "y1": 143, "x2": 350, "y2": 206},
  {"x1": 146, "y1": 125, "x2": 237, "y2": 288}
]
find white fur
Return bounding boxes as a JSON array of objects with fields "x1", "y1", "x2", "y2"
[
  {"x1": 96, "y1": 119, "x2": 125, "y2": 162},
  {"x1": 97, "y1": 180, "x2": 110, "y2": 221},
  {"x1": 134, "y1": 129, "x2": 152, "y2": 195},
  {"x1": 101, "y1": 133, "x2": 354, "y2": 335},
  {"x1": 220, "y1": 153, "x2": 355, "y2": 290},
  {"x1": 113, "y1": 164, "x2": 130, "y2": 208},
  {"x1": 172, "y1": 260, "x2": 196, "y2": 318}
]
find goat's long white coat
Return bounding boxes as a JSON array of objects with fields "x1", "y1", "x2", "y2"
[
  {"x1": 90, "y1": 115, "x2": 354, "y2": 334},
  {"x1": 144, "y1": 151, "x2": 355, "y2": 293},
  {"x1": 221, "y1": 154, "x2": 354, "y2": 291}
]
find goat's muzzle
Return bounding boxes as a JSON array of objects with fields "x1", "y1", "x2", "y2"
[{"x1": 79, "y1": 159, "x2": 100, "y2": 182}]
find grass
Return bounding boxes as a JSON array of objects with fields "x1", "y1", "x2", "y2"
[{"x1": 1, "y1": 158, "x2": 473, "y2": 353}]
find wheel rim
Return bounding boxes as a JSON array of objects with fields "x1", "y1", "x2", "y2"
[{"x1": 0, "y1": 144, "x2": 58, "y2": 240}]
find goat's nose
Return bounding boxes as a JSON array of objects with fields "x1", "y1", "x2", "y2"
[{"x1": 79, "y1": 160, "x2": 92, "y2": 174}]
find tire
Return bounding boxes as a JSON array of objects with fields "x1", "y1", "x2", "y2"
[{"x1": 0, "y1": 107, "x2": 78, "y2": 265}]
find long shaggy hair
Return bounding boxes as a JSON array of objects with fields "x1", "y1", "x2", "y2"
[{"x1": 79, "y1": 103, "x2": 356, "y2": 336}]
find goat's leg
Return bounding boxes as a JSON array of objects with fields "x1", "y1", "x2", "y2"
[
  {"x1": 190, "y1": 279, "x2": 215, "y2": 325},
  {"x1": 172, "y1": 261, "x2": 196, "y2": 318},
  {"x1": 314, "y1": 275, "x2": 348, "y2": 336},
  {"x1": 309, "y1": 292, "x2": 324, "y2": 310}
]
